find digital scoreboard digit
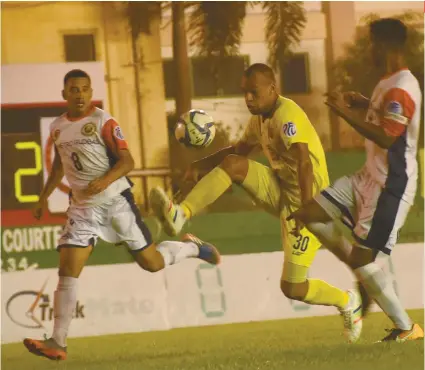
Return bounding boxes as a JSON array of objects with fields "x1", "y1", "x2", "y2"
[{"x1": 1, "y1": 132, "x2": 44, "y2": 210}]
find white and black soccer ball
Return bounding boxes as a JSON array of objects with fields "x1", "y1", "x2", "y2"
[{"x1": 174, "y1": 109, "x2": 216, "y2": 148}]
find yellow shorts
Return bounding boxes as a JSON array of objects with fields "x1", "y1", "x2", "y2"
[{"x1": 242, "y1": 160, "x2": 322, "y2": 278}]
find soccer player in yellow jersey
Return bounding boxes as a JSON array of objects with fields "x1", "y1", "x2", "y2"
[{"x1": 150, "y1": 63, "x2": 363, "y2": 342}]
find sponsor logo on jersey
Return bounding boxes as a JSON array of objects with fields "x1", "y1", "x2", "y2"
[
  {"x1": 57, "y1": 138, "x2": 101, "y2": 148},
  {"x1": 387, "y1": 101, "x2": 403, "y2": 115},
  {"x1": 81, "y1": 122, "x2": 97, "y2": 136},
  {"x1": 384, "y1": 101, "x2": 408, "y2": 125},
  {"x1": 52, "y1": 129, "x2": 60, "y2": 141},
  {"x1": 114, "y1": 126, "x2": 125, "y2": 140},
  {"x1": 282, "y1": 122, "x2": 297, "y2": 137}
]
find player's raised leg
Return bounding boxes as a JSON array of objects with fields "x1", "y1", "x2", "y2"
[
  {"x1": 115, "y1": 189, "x2": 220, "y2": 269},
  {"x1": 23, "y1": 245, "x2": 93, "y2": 361},
  {"x1": 150, "y1": 154, "x2": 249, "y2": 236}
]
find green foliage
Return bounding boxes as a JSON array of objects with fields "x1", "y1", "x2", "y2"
[
  {"x1": 263, "y1": 2, "x2": 307, "y2": 70},
  {"x1": 188, "y1": 1, "x2": 247, "y2": 58},
  {"x1": 333, "y1": 12, "x2": 424, "y2": 97},
  {"x1": 126, "y1": 2, "x2": 162, "y2": 39},
  {"x1": 188, "y1": 1, "x2": 307, "y2": 69}
]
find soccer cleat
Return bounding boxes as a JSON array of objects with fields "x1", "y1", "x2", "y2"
[
  {"x1": 182, "y1": 233, "x2": 221, "y2": 265},
  {"x1": 339, "y1": 289, "x2": 363, "y2": 343},
  {"x1": 149, "y1": 187, "x2": 187, "y2": 236},
  {"x1": 377, "y1": 323, "x2": 424, "y2": 343},
  {"x1": 23, "y1": 336, "x2": 67, "y2": 361},
  {"x1": 357, "y1": 281, "x2": 373, "y2": 318}
]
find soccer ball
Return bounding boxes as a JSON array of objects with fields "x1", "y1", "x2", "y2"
[{"x1": 174, "y1": 109, "x2": 216, "y2": 148}]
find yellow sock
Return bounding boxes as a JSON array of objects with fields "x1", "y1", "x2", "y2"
[
  {"x1": 181, "y1": 167, "x2": 232, "y2": 218},
  {"x1": 304, "y1": 279, "x2": 349, "y2": 310}
]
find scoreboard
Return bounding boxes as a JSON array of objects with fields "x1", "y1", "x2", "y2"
[{"x1": 1, "y1": 104, "x2": 66, "y2": 211}]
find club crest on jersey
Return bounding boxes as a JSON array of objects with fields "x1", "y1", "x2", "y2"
[
  {"x1": 52, "y1": 129, "x2": 60, "y2": 141},
  {"x1": 114, "y1": 126, "x2": 125, "y2": 140},
  {"x1": 81, "y1": 122, "x2": 97, "y2": 136},
  {"x1": 387, "y1": 101, "x2": 403, "y2": 115},
  {"x1": 282, "y1": 122, "x2": 297, "y2": 137}
]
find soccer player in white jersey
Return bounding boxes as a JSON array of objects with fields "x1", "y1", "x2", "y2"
[
  {"x1": 23, "y1": 69, "x2": 220, "y2": 361},
  {"x1": 289, "y1": 18, "x2": 424, "y2": 342}
]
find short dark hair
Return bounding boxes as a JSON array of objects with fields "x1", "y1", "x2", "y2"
[
  {"x1": 63, "y1": 69, "x2": 91, "y2": 86},
  {"x1": 370, "y1": 18, "x2": 407, "y2": 48},
  {"x1": 244, "y1": 63, "x2": 276, "y2": 83}
]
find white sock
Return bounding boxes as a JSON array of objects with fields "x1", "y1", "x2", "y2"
[
  {"x1": 52, "y1": 276, "x2": 78, "y2": 347},
  {"x1": 354, "y1": 262, "x2": 412, "y2": 330},
  {"x1": 157, "y1": 241, "x2": 198, "y2": 266}
]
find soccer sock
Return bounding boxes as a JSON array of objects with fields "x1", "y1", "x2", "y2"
[
  {"x1": 354, "y1": 262, "x2": 412, "y2": 330},
  {"x1": 157, "y1": 240, "x2": 199, "y2": 265},
  {"x1": 181, "y1": 167, "x2": 232, "y2": 218},
  {"x1": 304, "y1": 278, "x2": 350, "y2": 310},
  {"x1": 52, "y1": 276, "x2": 78, "y2": 347}
]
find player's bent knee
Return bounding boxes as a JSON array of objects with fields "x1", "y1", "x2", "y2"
[
  {"x1": 141, "y1": 262, "x2": 164, "y2": 273},
  {"x1": 220, "y1": 154, "x2": 248, "y2": 183},
  {"x1": 133, "y1": 257, "x2": 164, "y2": 273},
  {"x1": 280, "y1": 280, "x2": 308, "y2": 301},
  {"x1": 131, "y1": 246, "x2": 165, "y2": 273},
  {"x1": 349, "y1": 245, "x2": 376, "y2": 269}
]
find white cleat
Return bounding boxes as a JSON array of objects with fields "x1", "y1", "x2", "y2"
[
  {"x1": 149, "y1": 187, "x2": 187, "y2": 236},
  {"x1": 339, "y1": 289, "x2": 363, "y2": 343}
]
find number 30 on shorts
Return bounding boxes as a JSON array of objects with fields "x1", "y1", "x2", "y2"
[{"x1": 293, "y1": 235, "x2": 309, "y2": 251}]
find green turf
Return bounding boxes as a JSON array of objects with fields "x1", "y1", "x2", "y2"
[{"x1": 2, "y1": 310, "x2": 423, "y2": 370}]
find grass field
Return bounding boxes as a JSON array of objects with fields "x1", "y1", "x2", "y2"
[{"x1": 2, "y1": 310, "x2": 423, "y2": 370}]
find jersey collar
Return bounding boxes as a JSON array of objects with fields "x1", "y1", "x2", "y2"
[{"x1": 65, "y1": 105, "x2": 96, "y2": 122}]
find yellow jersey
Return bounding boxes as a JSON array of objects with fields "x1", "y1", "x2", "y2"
[{"x1": 240, "y1": 96, "x2": 329, "y2": 197}]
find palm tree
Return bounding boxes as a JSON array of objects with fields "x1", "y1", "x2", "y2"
[
  {"x1": 188, "y1": 2, "x2": 307, "y2": 79},
  {"x1": 127, "y1": 2, "x2": 307, "y2": 115},
  {"x1": 127, "y1": 1, "x2": 193, "y2": 117}
]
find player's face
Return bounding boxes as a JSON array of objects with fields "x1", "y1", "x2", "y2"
[
  {"x1": 241, "y1": 74, "x2": 276, "y2": 115},
  {"x1": 63, "y1": 77, "x2": 93, "y2": 115}
]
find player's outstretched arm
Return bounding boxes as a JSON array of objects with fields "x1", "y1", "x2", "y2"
[
  {"x1": 33, "y1": 147, "x2": 64, "y2": 219},
  {"x1": 343, "y1": 91, "x2": 370, "y2": 110},
  {"x1": 326, "y1": 93, "x2": 397, "y2": 149}
]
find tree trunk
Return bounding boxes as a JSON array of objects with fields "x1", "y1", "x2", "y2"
[
  {"x1": 172, "y1": 2, "x2": 192, "y2": 116},
  {"x1": 133, "y1": 3, "x2": 171, "y2": 210}
]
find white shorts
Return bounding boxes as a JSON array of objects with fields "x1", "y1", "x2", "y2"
[
  {"x1": 58, "y1": 189, "x2": 152, "y2": 251},
  {"x1": 315, "y1": 170, "x2": 411, "y2": 255}
]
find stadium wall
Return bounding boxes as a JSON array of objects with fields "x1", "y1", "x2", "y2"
[{"x1": 2, "y1": 243, "x2": 423, "y2": 344}]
